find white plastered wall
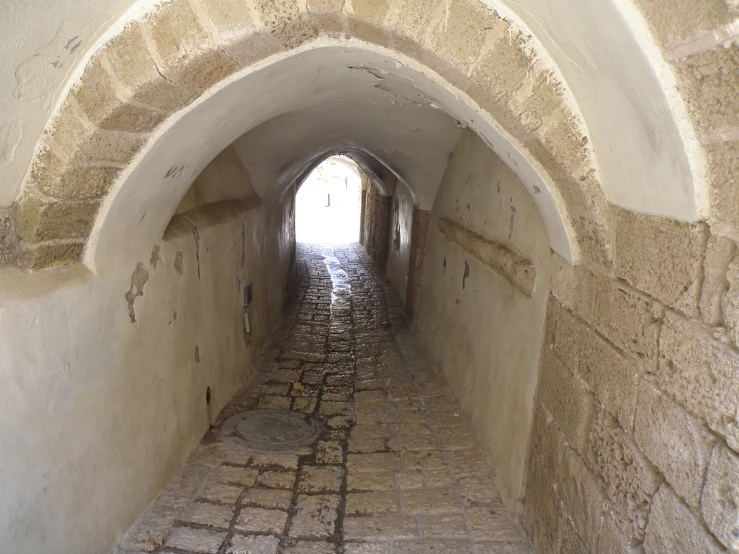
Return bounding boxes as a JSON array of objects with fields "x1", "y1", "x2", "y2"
[
  {"x1": 413, "y1": 130, "x2": 552, "y2": 509},
  {"x1": 0, "y1": 180, "x2": 294, "y2": 554}
]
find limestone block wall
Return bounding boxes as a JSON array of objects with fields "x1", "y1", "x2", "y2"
[
  {"x1": 362, "y1": 180, "x2": 392, "y2": 270},
  {"x1": 385, "y1": 181, "x2": 414, "y2": 305},
  {"x1": 414, "y1": 130, "x2": 552, "y2": 506},
  {"x1": 0, "y1": 183, "x2": 295, "y2": 553},
  {"x1": 525, "y1": 210, "x2": 739, "y2": 552}
]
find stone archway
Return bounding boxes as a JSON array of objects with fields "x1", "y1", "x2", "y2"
[{"x1": 13, "y1": 0, "x2": 614, "y2": 272}]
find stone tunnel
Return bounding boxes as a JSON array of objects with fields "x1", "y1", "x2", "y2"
[{"x1": 0, "y1": 0, "x2": 738, "y2": 552}]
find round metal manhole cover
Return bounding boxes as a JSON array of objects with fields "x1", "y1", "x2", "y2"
[{"x1": 220, "y1": 410, "x2": 322, "y2": 451}]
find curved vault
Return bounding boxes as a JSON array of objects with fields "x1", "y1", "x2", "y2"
[{"x1": 9, "y1": 0, "x2": 702, "y2": 273}]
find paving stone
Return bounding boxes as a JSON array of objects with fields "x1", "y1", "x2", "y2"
[
  {"x1": 343, "y1": 515, "x2": 418, "y2": 540},
  {"x1": 394, "y1": 540, "x2": 472, "y2": 553},
  {"x1": 348, "y1": 453, "x2": 403, "y2": 472},
  {"x1": 419, "y1": 514, "x2": 468, "y2": 536},
  {"x1": 211, "y1": 465, "x2": 260, "y2": 486},
  {"x1": 347, "y1": 472, "x2": 396, "y2": 491},
  {"x1": 179, "y1": 502, "x2": 234, "y2": 527},
  {"x1": 234, "y1": 507, "x2": 288, "y2": 534},
  {"x1": 198, "y1": 483, "x2": 244, "y2": 504},
  {"x1": 259, "y1": 470, "x2": 297, "y2": 489},
  {"x1": 223, "y1": 450, "x2": 254, "y2": 466},
  {"x1": 388, "y1": 434, "x2": 437, "y2": 451},
  {"x1": 282, "y1": 539, "x2": 337, "y2": 552},
  {"x1": 315, "y1": 441, "x2": 344, "y2": 464},
  {"x1": 227, "y1": 534, "x2": 280, "y2": 553},
  {"x1": 346, "y1": 491, "x2": 400, "y2": 514},
  {"x1": 240, "y1": 488, "x2": 293, "y2": 510},
  {"x1": 298, "y1": 465, "x2": 343, "y2": 493},
  {"x1": 289, "y1": 494, "x2": 339, "y2": 538},
  {"x1": 403, "y1": 450, "x2": 446, "y2": 470},
  {"x1": 251, "y1": 453, "x2": 300, "y2": 470},
  {"x1": 403, "y1": 488, "x2": 461, "y2": 513},
  {"x1": 164, "y1": 527, "x2": 227, "y2": 553},
  {"x1": 114, "y1": 244, "x2": 527, "y2": 554},
  {"x1": 457, "y1": 477, "x2": 501, "y2": 506},
  {"x1": 467, "y1": 507, "x2": 524, "y2": 543},
  {"x1": 348, "y1": 436, "x2": 386, "y2": 452},
  {"x1": 343, "y1": 544, "x2": 390, "y2": 553}
]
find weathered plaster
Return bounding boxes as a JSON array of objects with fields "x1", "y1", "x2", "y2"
[{"x1": 0, "y1": 171, "x2": 294, "y2": 554}]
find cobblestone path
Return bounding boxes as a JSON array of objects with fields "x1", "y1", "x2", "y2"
[{"x1": 115, "y1": 243, "x2": 530, "y2": 554}]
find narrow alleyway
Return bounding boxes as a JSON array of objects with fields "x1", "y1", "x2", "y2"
[{"x1": 114, "y1": 243, "x2": 530, "y2": 554}]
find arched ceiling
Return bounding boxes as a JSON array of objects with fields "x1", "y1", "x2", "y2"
[
  {"x1": 229, "y1": 57, "x2": 462, "y2": 207},
  {"x1": 2, "y1": 0, "x2": 725, "y2": 274},
  {"x1": 1, "y1": 0, "x2": 707, "y2": 219},
  {"x1": 87, "y1": 45, "x2": 575, "y2": 273}
]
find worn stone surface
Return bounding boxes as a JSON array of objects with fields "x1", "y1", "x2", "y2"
[
  {"x1": 707, "y1": 141, "x2": 739, "y2": 237},
  {"x1": 537, "y1": 346, "x2": 595, "y2": 454},
  {"x1": 597, "y1": 512, "x2": 643, "y2": 554},
  {"x1": 700, "y1": 234, "x2": 737, "y2": 326},
  {"x1": 15, "y1": 192, "x2": 99, "y2": 242},
  {"x1": 657, "y1": 309, "x2": 739, "y2": 450},
  {"x1": 113, "y1": 243, "x2": 529, "y2": 553},
  {"x1": 702, "y1": 442, "x2": 739, "y2": 550},
  {"x1": 614, "y1": 208, "x2": 706, "y2": 315},
  {"x1": 587, "y1": 408, "x2": 662, "y2": 545},
  {"x1": 550, "y1": 255, "x2": 664, "y2": 360},
  {"x1": 634, "y1": 378, "x2": 710, "y2": 509},
  {"x1": 722, "y1": 251, "x2": 739, "y2": 346},
  {"x1": 644, "y1": 484, "x2": 723, "y2": 553},
  {"x1": 556, "y1": 446, "x2": 604, "y2": 551},
  {"x1": 672, "y1": 44, "x2": 739, "y2": 134},
  {"x1": 523, "y1": 404, "x2": 561, "y2": 554},
  {"x1": 0, "y1": 208, "x2": 19, "y2": 266},
  {"x1": 71, "y1": 57, "x2": 159, "y2": 132},
  {"x1": 574, "y1": 315, "x2": 640, "y2": 431}
]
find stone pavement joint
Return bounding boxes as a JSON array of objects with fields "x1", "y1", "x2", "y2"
[{"x1": 114, "y1": 243, "x2": 531, "y2": 554}]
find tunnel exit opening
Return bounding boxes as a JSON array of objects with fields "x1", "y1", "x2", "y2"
[{"x1": 296, "y1": 157, "x2": 362, "y2": 244}]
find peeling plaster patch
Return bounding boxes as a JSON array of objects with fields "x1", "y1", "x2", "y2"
[
  {"x1": 174, "y1": 251, "x2": 184, "y2": 274},
  {"x1": 169, "y1": 308, "x2": 178, "y2": 324},
  {"x1": 124, "y1": 262, "x2": 149, "y2": 323},
  {"x1": 194, "y1": 345, "x2": 201, "y2": 363},
  {"x1": 349, "y1": 65, "x2": 441, "y2": 109},
  {"x1": 0, "y1": 120, "x2": 22, "y2": 169},
  {"x1": 149, "y1": 245, "x2": 162, "y2": 269}
]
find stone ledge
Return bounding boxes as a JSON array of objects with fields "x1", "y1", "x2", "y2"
[
  {"x1": 163, "y1": 198, "x2": 262, "y2": 241},
  {"x1": 438, "y1": 217, "x2": 536, "y2": 297}
]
